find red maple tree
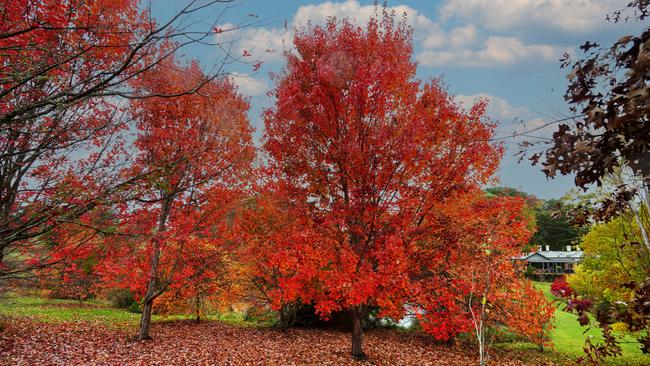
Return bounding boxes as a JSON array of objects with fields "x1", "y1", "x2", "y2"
[
  {"x1": 414, "y1": 195, "x2": 550, "y2": 364},
  {"x1": 98, "y1": 57, "x2": 254, "y2": 340},
  {"x1": 262, "y1": 12, "x2": 503, "y2": 358},
  {"x1": 0, "y1": 0, "x2": 251, "y2": 280}
]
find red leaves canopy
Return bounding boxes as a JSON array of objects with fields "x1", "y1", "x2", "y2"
[
  {"x1": 0, "y1": 0, "x2": 149, "y2": 278},
  {"x1": 413, "y1": 195, "x2": 544, "y2": 340},
  {"x1": 98, "y1": 58, "x2": 255, "y2": 300},
  {"x1": 261, "y1": 13, "x2": 505, "y2": 321}
]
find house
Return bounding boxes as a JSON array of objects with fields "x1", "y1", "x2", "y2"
[{"x1": 517, "y1": 245, "x2": 583, "y2": 277}]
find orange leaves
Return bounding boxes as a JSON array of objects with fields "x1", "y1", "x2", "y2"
[
  {"x1": 97, "y1": 57, "x2": 255, "y2": 321},
  {"x1": 260, "y1": 11, "x2": 512, "y2": 342},
  {"x1": 504, "y1": 280, "x2": 556, "y2": 351},
  {"x1": 404, "y1": 194, "x2": 537, "y2": 342}
]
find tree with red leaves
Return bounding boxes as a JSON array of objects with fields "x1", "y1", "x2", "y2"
[
  {"x1": 0, "y1": 0, "x2": 255, "y2": 280},
  {"x1": 263, "y1": 11, "x2": 503, "y2": 359},
  {"x1": 457, "y1": 198, "x2": 549, "y2": 362},
  {"x1": 237, "y1": 186, "x2": 329, "y2": 328},
  {"x1": 98, "y1": 58, "x2": 254, "y2": 340},
  {"x1": 413, "y1": 195, "x2": 550, "y2": 364},
  {"x1": 504, "y1": 279, "x2": 556, "y2": 352}
]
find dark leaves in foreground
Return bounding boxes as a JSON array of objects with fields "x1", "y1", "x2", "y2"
[{"x1": 525, "y1": 1, "x2": 649, "y2": 222}]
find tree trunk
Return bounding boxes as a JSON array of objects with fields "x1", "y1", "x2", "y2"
[
  {"x1": 351, "y1": 306, "x2": 365, "y2": 360},
  {"x1": 138, "y1": 243, "x2": 160, "y2": 340},
  {"x1": 139, "y1": 296, "x2": 154, "y2": 340},
  {"x1": 195, "y1": 291, "x2": 202, "y2": 323},
  {"x1": 137, "y1": 196, "x2": 171, "y2": 341},
  {"x1": 0, "y1": 221, "x2": 8, "y2": 269},
  {"x1": 631, "y1": 203, "x2": 650, "y2": 254},
  {"x1": 279, "y1": 303, "x2": 294, "y2": 330}
]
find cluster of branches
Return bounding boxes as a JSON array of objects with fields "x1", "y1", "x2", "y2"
[{"x1": 0, "y1": 0, "x2": 261, "y2": 279}]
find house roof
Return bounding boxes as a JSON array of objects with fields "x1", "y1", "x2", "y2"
[{"x1": 516, "y1": 251, "x2": 583, "y2": 263}]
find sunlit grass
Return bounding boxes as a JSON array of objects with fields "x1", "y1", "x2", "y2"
[
  {"x1": 0, "y1": 292, "x2": 264, "y2": 328},
  {"x1": 532, "y1": 281, "x2": 650, "y2": 366},
  {"x1": 0, "y1": 293, "x2": 141, "y2": 326}
]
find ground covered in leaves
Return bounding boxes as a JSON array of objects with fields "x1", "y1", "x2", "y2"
[{"x1": 0, "y1": 317, "x2": 562, "y2": 366}]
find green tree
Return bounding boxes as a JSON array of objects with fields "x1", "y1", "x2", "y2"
[
  {"x1": 486, "y1": 187, "x2": 585, "y2": 251},
  {"x1": 531, "y1": 199, "x2": 586, "y2": 251},
  {"x1": 568, "y1": 215, "x2": 650, "y2": 305}
]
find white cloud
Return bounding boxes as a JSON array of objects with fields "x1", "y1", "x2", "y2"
[
  {"x1": 226, "y1": 1, "x2": 441, "y2": 64},
  {"x1": 292, "y1": 0, "x2": 436, "y2": 32},
  {"x1": 422, "y1": 31, "x2": 445, "y2": 49},
  {"x1": 216, "y1": 25, "x2": 291, "y2": 64},
  {"x1": 422, "y1": 24, "x2": 478, "y2": 49},
  {"x1": 455, "y1": 93, "x2": 529, "y2": 121},
  {"x1": 415, "y1": 0, "x2": 629, "y2": 69},
  {"x1": 439, "y1": 0, "x2": 625, "y2": 33},
  {"x1": 229, "y1": 72, "x2": 268, "y2": 97},
  {"x1": 218, "y1": 0, "x2": 584, "y2": 69},
  {"x1": 418, "y1": 36, "x2": 570, "y2": 67},
  {"x1": 448, "y1": 24, "x2": 478, "y2": 48}
]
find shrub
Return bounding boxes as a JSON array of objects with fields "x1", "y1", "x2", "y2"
[
  {"x1": 128, "y1": 301, "x2": 142, "y2": 314},
  {"x1": 505, "y1": 281, "x2": 556, "y2": 352},
  {"x1": 243, "y1": 305, "x2": 278, "y2": 325},
  {"x1": 551, "y1": 276, "x2": 574, "y2": 298},
  {"x1": 107, "y1": 289, "x2": 136, "y2": 309}
]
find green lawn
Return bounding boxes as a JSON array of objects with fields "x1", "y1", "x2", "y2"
[
  {"x1": 0, "y1": 292, "x2": 260, "y2": 328},
  {"x1": 531, "y1": 281, "x2": 650, "y2": 366},
  {"x1": 0, "y1": 293, "x2": 142, "y2": 326}
]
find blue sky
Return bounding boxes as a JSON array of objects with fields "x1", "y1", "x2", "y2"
[{"x1": 152, "y1": 0, "x2": 644, "y2": 199}]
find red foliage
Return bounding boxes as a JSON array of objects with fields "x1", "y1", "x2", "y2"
[
  {"x1": 1, "y1": 0, "x2": 143, "y2": 115},
  {"x1": 504, "y1": 280, "x2": 556, "y2": 351},
  {"x1": 1, "y1": 3, "x2": 558, "y2": 361},
  {"x1": 0, "y1": 0, "x2": 149, "y2": 276},
  {"x1": 414, "y1": 195, "x2": 536, "y2": 343},
  {"x1": 550, "y1": 276, "x2": 574, "y2": 298},
  {"x1": 256, "y1": 11, "x2": 543, "y2": 357},
  {"x1": 0, "y1": 0, "x2": 242, "y2": 282},
  {"x1": 96, "y1": 57, "x2": 254, "y2": 338}
]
